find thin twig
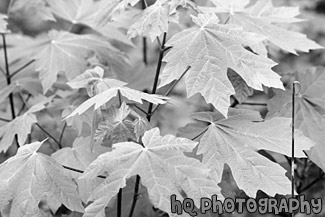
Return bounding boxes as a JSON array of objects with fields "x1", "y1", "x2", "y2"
[
  {"x1": 291, "y1": 82, "x2": 295, "y2": 201},
  {"x1": 35, "y1": 123, "x2": 63, "y2": 149},
  {"x1": 59, "y1": 122, "x2": 67, "y2": 145},
  {"x1": 151, "y1": 66, "x2": 191, "y2": 116},
  {"x1": 146, "y1": 32, "x2": 167, "y2": 121},
  {"x1": 9, "y1": 59, "x2": 35, "y2": 79},
  {"x1": 2, "y1": 33, "x2": 19, "y2": 149}
]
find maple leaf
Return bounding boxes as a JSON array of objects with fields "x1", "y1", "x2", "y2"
[
  {"x1": 228, "y1": 69, "x2": 253, "y2": 103},
  {"x1": 80, "y1": 128, "x2": 221, "y2": 217},
  {"x1": 94, "y1": 102, "x2": 136, "y2": 147},
  {"x1": 52, "y1": 137, "x2": 109, "y2": 177},
  {"x1": 190, "y1": 109, "x2": 314, "y2": 197},
  {"x1": 33, "y1": 30, "x2": 128, "y2": 93},
  {"x1": 202, "y1": 0, "x2": 322, "y2": 54},
  {"x1": 46, "y1": 0, "x2": 133, "y2": 45},
  {"x1": 66, "y1": 67, "x2": 168, "y2": 118},
  {"x1": 9, "y1": 0, "x2": 56, "y2": 21},
  {"x1": 0, "y1": 14, "x2": 8, "y2": 33},
  {"x1": 159, "y1": 13, "x2": 283, "y2": 117},
  {"x1": 0, "y1": 141, "x2": 84, "y2": 217},
  {"x1": 128, "y1": 0, "x2": 177, "y2": 41},
  {"x1": 267, "y1": 67, "x2": 325, "y2": 172},
  {"x1": 0, "y1": 96, "x2": 53, "y2": 152}
]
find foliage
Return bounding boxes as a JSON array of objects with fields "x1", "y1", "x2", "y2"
[{"x1": 0, "y1": 0, "x2": 324, "y2": 217}]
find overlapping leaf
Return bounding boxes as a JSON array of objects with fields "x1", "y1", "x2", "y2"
[
  {"x1": 33, "y1": 30, "x2": 128, "y2": 93},
  {"x1": 9, "y1": 0, "x2": 56, "y2": 21},
  {"x1": 267, "y1": 66, "x2": 325, "y2": 172},
  {"x1": 127, "y1": 0, "x2": 198, "y2": 41},
  {"x1": 80, "y1": 128, "x2": 221, "y2": 217},
  {"x1": 46, "y1": 0, "x2": 133, "y2": 45},
  {"x1": 202, "y1": 0, "x2": 322, "y2": 54},
  {"x1": 0, "y1": 14, "x2": 8, "y2": 33},
  {"x1": 0, "y1": 141, "x2": 84, "y2": 217},
  {"x1": 94, "y1": 103, "x2": 136, "y2": 147},
  {"x1": 128, "y1": 0, "x2": 175, "y2": 41},
  {"x1": 66, "y1": 67, "x2": 168, "y2": 118},
  {"x1": 190, "y1": 109, "x2": 314, "y2": 197},
  {"x1": 0, "y1": 98, "x2": 52, "y2": 153},
  {"x1": 159, "y1": 13, "x2": 283, "y2": 117}
]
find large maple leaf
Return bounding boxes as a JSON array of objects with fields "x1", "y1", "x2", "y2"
[
  {"x1": 0, "y1": 141, "x2": 84, "y2": 217},
  {"x1": 189, "y1": 109, "x2": 314, "y2": 197},
  {"x1": 201, "y1": 0, "x2": 322, "y2": 54},
  {"x1": 80, "y1": 128, "x2": 221, "y2": 217},
  {"x1": 159, "y1": 13, "x2": 284, "y2": 117},
  {"x1": 267, "y1": 66, "x2": 325, "y2": 172},
  {"x1": 33, "y1": 30, "x2": 128, "y2": 93}
]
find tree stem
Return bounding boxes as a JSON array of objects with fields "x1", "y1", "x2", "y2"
[{"x1": 147, "y1": 32, "x2": 167, "y2": 121}]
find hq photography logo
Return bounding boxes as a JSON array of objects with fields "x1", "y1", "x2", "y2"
[{"x1": 170, "y1": 195, "x2": 322, "y2": 216}]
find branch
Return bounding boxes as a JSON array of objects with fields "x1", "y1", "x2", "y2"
[
  {"x1": 2, "y1": 33, "x2": 18, "y2": 149},
  {"x1": 150, "y1": 66, "x2": 191, "y2": 116}
]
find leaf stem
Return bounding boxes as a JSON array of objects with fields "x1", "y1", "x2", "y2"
[
  {"x1": 0, "y1": 65, "x2": 5, "y2": 76},
  {"x1": 241, "y1": 102, "x2": 267, "y2": 106},
  {"x1": 9, "y1": 59, "x2": 35, "y2": 79},
  {"x1": 146, "y1": 32, "x2": 167, "y2": 121},
  {"x1": 62, "y1": 165, "x2": 106, "y2": 179},
  {"x1": 191, "y1": 127, "x2": 208, "y2": 141},
  {"x1": 35, "y1": 123, "x2": 63, "y2": 149},
  {"x1": 151, "y1": 66, "x2": 191, "y2": 116},
  {"x1": 2, "y1": 33, "x2": 19, "y2": 149},
  {"x1": 0, "y1": 117, "x2": 10, "y2": 122},
  {"x1": 128, "y1": 103, "x2": 148, "y2": 116},
  {"x1": 59, "y1": 122, "x2": 67, "y2": 145}
]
